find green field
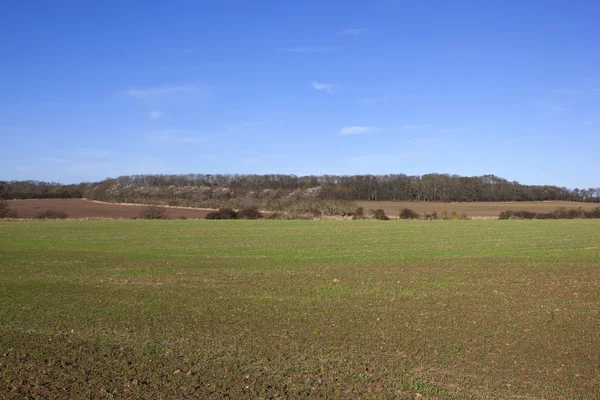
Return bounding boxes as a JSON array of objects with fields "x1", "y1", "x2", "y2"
[{"x1": 1, "y1": 220, "x2": 599, "y2": 399}]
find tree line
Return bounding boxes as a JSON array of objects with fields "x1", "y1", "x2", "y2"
[{"x1": 1, "y1": 173, "x2": 599, "y2": 203}]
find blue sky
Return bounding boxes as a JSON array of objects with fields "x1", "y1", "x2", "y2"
[{"x1": 1, "y1": 1, "x2": 599, "y2": 188}]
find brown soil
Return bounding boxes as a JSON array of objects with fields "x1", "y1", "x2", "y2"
[
  {"x1": 8, "y1": 199, "x2": 214, "y2": 219},
  {"x1": 358, "y1": 200, "x2": 599, "y2": 218}
]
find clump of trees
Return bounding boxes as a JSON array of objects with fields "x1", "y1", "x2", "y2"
[
  {"x1": 0, "y1": 199, "x2": 18, "y2": 218},
  {"x1": 138, "y1": 205, "x2": 168, "y2": 219},
  {"x1": 499, "y1": 207, "x2": 600, "y2": 220},
  {"x1": 3, "y1": 173, "x2": 599, "y2": 204},
  {"x1": 238, "y1": 207, "x2": 263, "y2": 220},
  {"x1": 352, "y1": 207, "x2": 365, "y2": 220},
  {"x1": 439, "y1": 210, "x2": 469, "y2": 220},
  {"x1": 399, "y1": 208, "x2": 469, "y2": 220},
  {"x1": 399, "y1": 208, "x2": 420, "y2": 220},
  {"x1": 0, "y1": 181, "x2": 86, "y2": 199},
  {"x1": 35, "y1": 210, "x2": 68, "y2": 219},
  {"x1": 370, "y1": 209, "x2": 390, "y2": 220},
  {"x1": 206, "y1": 207, "x2": 264, "y2": 220}
]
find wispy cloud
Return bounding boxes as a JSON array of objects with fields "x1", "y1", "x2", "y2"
[
  {"x1": 39, "y1": 157, "x2": 71, "y2": 164},
  {"x1": 347, "y1": 151, "x2": 424, "y2": 166},
  {"x1": 402, "y1": 124, "x2": 432, "y2": 130},
  {"x1": 12, "y1": 166, "x2": 34, "y2": 172},
  {"x1": 126, "y1": 84, "x2": 201, "y2": 100},
  {"x1": 359, "y1": 95, "x2": 418, "y2": 106},
  {"x1": 72, "y1": 148, "x2": 114, "y2": 159},
  {"x1": 513, "y1": 99, "x2": 568, "y2": 115},
  {"x1": 359, "y1": 97, "x2": 388, "y2": 105},
  {"x1": 148, "y1": 110, "x2": 163, "y2": 119},
  {"x1": 145, "y1": 129, "x2": 205, "y2": 145},
  {"x1": 312, "y1": 81, "x2": 333, "y2": 93},
  {"x1": 552, "y1": 89, "x2": 582, "y2": 95},
  {"x1": 340, "y1": 28, "x2": 367, "y2": 36},
  {"x1": 339, "y1": 126, "x2": 381, "y2": 136},
  {"x1": 280, "y1": 47, "x2": 335, "y2": 53}
]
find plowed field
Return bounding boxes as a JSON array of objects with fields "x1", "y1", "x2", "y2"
[{"x1": 8, "y1": 199, "x2": 212, "y2": 219}]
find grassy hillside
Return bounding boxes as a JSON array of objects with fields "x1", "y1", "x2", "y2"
[{"x1": 1, "y1": 220, "x2": 599, "y2": 398}]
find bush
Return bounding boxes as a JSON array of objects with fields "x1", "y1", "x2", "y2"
[
  {"x1": 584, "y1": 207, "x2": 600, "y2": 219},
  {"x1": 267, "y1": 212, "x2": 315, "y2": 220},
  {"x1": 499, "y1": 207, "x2": 600, "y2": 220},
  {"x1": 548, "y1": 207, "x2": 585, "y2": 219},
  {"x1": 399, "y1": 208, "x2": 420, "y2": 220},
  {"x1": 138, "y1": 205, "x2": 168, "y2": 219},
  {"x1": 370, "y1": 209, "x2": 389, "y2": 220},
  {"x1": 423, "y1": 211, "x2": 439, "y2": 220},
  {"x1": 238, "y1": 207, "x2": 263, "y2": 219},
  {"x1": 0, "y1": 199, "x2": 18, "y2": 218},
  {"x1": 499, "y1": 210, "x2": 536, "y2": 220},
  {"x1": 35, "y1": 210, "x2": 68, "y2": 219},
  {"x1": 352, "y1": 207, "x2": 365, "y2": 220},
  {"x1": 440, "y1": 210, "x2": 469, "y2": 220},
  {"x1": 205, "y1": 208, "x2": 238, "y2": 220}
]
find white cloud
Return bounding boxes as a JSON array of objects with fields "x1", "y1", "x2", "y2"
[
  {"x1": 359, "y1": 97, "x2": 388, "y2": 105},
  {"x1": 552, "y1": 89, "x2": 582, "y2": 95},
  {"x1": 402, "y1": 124, "x2": 432, "y2": 129},
  {"x1": 39, "y1": 157, "x2": 71, "y2": 164},
  {"x1": 145, "y1": 129, "x2": 205, "y2": 145},
  {"x1": 312, "y1": 81, "x2": 333, "y2": 93},
  {"x1": 340, "y1": 28, "x2": 367, "y2": 36},
  {"x1": 126, "y1": 84, "x2": 201, "y2": 100},
  {"x1": 347, "y1": 151, "x2": 424, "y2": 166},
  {"x1": 72, "y1": 148, "x2": 114, "y2": 159},
  {"x1": 280, "y1": 47, "x2": 335, "y2": 53},
  {"x1": 359, "y1": 95, "x2": 417, "y2": 105},
  {"x1": 12, "y1": 166, "x2": 34, "y2": 172},
  {"x1": 339, "y1": 126, "x2": 380, "y2": 135},
  {"x1": 148, "y1": 110, "x2": 163, "y2": 119}
]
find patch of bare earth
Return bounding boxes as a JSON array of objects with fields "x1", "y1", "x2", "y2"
[{"x1": 8, "y1": 199, "x2": 213, "y2": 219}]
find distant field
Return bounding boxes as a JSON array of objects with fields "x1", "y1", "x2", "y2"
[
  {"x1": 7, "y1": 198, "x2": 212, "y2": 219},
  {"x1": 7, "y1": 198, "x2": 599, "y2": 220},
  {"x1": 358, "y1": 200, "x2": 599, "y2": 218},
  {"x1": 1, "y1": 220, "x2": 599, "y2": 399}
]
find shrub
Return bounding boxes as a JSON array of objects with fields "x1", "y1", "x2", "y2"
[
  {"x1": 205, "y1": 208, "x2": 238, "y2": 220},
  {"x1": 267, "y1": 212, "x2": 314, "y2": 220},
  {"x1": 205, "y1": 211, "x2": 221, "y2": 219},
  {"x1": 35, "y1": 210, "x2": 68, "y2": 219},
  {"x1": 423, "y1": 211, "x2": 439, "y2": 220},
  {"x1": 370, "y1": 209, "x2": 389, "y2": 220},
  {"x1": 352, "y1": 207, "x2": 365, "y2": 220},
  {"x1": 499, "y1": 207, "x2": 600, "y2": 220},
  {"x1": 499, "y1": 210, "x2": 536, "y2": 220},
  {"x1": 0, "y1": 199, "x2": 18, "y2": 218},
  {"x1": 399, "y1": 208, "x2": 420, "y2": 220},
  {"x1": 498, "y1": 210, "x2": 515, "y2": 220},
  {"x1": 439, "y1": 210, "x2": 469, "y2": 220},
  {"x1": 548, "y1": 207, "x2": 585, "y2": 219},
  {"x1": 584, "y1": 207, "x2": 600, "y2": 219},
  {"x1": 138, "y1": 205, "x2": 168, "y2": 219},
  {"x1": 238, "y1": 207, "x2": 263, "y2": 219}
]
